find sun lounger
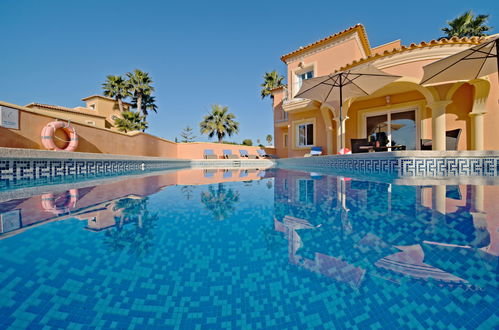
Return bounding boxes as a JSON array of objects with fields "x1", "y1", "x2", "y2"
[
  {"x1": 223, "y1": 150, "x2": 239, "y2": 159},
  {"x1": 204, "y1": 149, "x2": 218, "y2": 159},
  {"x1": 256, "y1": 149, "x2": 271, "y2": 159},
  {"x1": 239, "y1": 150, "x2": 258, "y2": 159},
  {"x1": 304, "y1": 146, "x2": 322, "y2": 157}
]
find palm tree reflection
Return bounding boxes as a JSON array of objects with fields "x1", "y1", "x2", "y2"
[
  {"x1": 104, "y1": 197, "x2": 158, "y2": 256},
  {"x1": 200, "y1": 183, "x2": 240, "y2": 221}
]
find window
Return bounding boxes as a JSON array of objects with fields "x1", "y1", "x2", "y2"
[
  {"x1": 297, "y1": 70, "x2": 314, "y2": 89},
  {"x1": 283, "y1": 133, "x2": 288, "y2": 147},
  {"x1": 89, "y1": 104, "x2": 96, "y2": 110},
  {"x1": 297, "y1": 123, "x2": 314, "y2": 147}
]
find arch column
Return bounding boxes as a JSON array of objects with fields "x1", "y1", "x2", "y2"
[
  {"x1": 320, "y1": 106, "x2": 334, "y2": 155},
  {"x1": 468, "y1": 80, "x2": 489, "y2": 151},
  {"x1": 428, "y1": 101, "x2": 452, "y2": 151},
  {"x1": 469, "y1": 112, "x2": 486, "y2": 150},
  {"x1": 333, "y1": 117, "x2": 348, "y2": 153}
]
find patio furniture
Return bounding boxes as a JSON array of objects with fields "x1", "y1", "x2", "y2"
[
  {"x1": 374, "y1": 145, "x2": 406, "y2": 152},
  {"x1": 223, "y1": 150, "x2": 239, "y2": 159},
  {"x1": 420, "y1": 128, "x2": 462, "y2": 151},
  {"x1": 239, "y1": 150, "x2": 258, "y2": 159},
  {"x1": 257, "y1": 149, "x2": 272, "y2": 158},
  {"x1": 204, "y1": 149, "x2": 218, "y2": 159},
  {"x1": 351, "y1": 139, "x2": 373, "y2": 153}
]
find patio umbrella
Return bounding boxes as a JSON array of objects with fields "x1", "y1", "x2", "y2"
[
  {"x1": 421, "y1": 35, "x2": 499, "y2": 85},
  {"x1": 295, "y1": 65, "x2": 401, "y2": 150}
]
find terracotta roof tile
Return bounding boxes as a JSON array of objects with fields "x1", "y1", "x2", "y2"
[{"x1": 337, "y1": 36, "x2": 484, "y2": 72}]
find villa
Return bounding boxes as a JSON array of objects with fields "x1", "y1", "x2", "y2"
[
  {"x1": 1, "y1": 12, "x2": 499, "y2": 328},
  {"x1": 271, "y1": 24, "x2": 499, "y2": 157},
  {"x1": 25, "y1": 95, "x2": 128, "y2": 130}
]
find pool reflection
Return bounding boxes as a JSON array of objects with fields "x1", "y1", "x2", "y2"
[
  {"x1": 0, "y1": 167, "x2": 497, "y2": 290},
  {"x1": 272, "y1": 169, "x2": 498, "y2": 289}
]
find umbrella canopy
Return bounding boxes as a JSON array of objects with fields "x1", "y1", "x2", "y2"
[
  {"x1": 421, "y1": 35, "x2": 499, "y2": 85},
  {"x1": 295, "y1": 65, "x2": 401, "y2": 150}
]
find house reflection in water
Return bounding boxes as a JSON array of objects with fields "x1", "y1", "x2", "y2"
[
  {"x1": 273, "y1": 170, "x2": 498, "y2": 289},
  {"x1": 0, "y1": 168, "x2": 267, "y2": 238}
]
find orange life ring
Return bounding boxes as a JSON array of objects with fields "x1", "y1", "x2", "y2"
[
  {"x1": 41, "y1": 189, "x2": 79, "y2": 215},
  {"x1": 41, "y1": 121, "x2": 78, "y2": 151}
]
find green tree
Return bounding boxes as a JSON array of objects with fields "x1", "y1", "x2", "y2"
[
  {"x1": 199, "y1": 105, "x2": 239, "y2": 143},
  {"x1": 133, "y1": 94, "x2": 158, "y2": 116},
  {"x1": 241, "y1": 139, "x2": 252, "y2": 146},
  {"x1": 442, "y1": 10, "x2": 492, "y2": 38},
  {"x1": 113, "y1": 111, "x2": 148, "y2": 133},
  {"x1": 127, "y1": 69, "x2": 155, "y2": 116},
  {"x1": 266, "y1": 134, "x2": 272, "y2": 145},
  {"x1": 102, "y1": 75, "x2": 130, "y2": 112},
  {"x1": 260, "y1": 70, "x2": 285, "y2": 99},
  {"x1": 179, "y1": 126, "x2": 197, "y2": 143}
]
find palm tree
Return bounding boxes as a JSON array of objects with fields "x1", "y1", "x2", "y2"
[
  {"x1": 199, "y1": 105, "x2": 239, "y2": 143},
  {"x1": 442, "y1": 10, "x2": 492, "y2": 38},
  {"x1": 260, "y1": 70, "x2": 285, "y2": 99},
  {"x1": 133, "y1": 94, "x2": 158, "y2": 116},
  {"x1": 102, "y1": 75, "x2": 130, "y2": 112},
  {"x1": 113, "y1": 111, "x2": 148, "y2": 133},
  {"x1": 266, "y1": 134, "x2": 272, "y2": 145},
  {"x1": 127, "y1": 69, "x2": 155, "y2": 115}
]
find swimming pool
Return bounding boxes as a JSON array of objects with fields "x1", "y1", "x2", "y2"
[{"x1": 0, "y1": 167, "x2": 497, "y2": 329}]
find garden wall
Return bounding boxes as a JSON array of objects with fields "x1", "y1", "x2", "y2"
[{"x1": 0, "y1": 101, "x2": 275, "y2": 159}]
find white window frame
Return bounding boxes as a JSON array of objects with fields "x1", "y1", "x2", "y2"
[
  {"x1": 296, "y1": 122, "x2": 314, "y2": 147},
  {"x1": 291, "y1": 63, "x2": 316, "y2": 97}
]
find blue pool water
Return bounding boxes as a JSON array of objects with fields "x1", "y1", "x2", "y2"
[{"x1": 0, "y1": 168, "x2": 498, "y2": 329}]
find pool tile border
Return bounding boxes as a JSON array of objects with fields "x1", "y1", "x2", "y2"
[{"x1": 277, "y1": 151, "x2": 499, "y2": 177}]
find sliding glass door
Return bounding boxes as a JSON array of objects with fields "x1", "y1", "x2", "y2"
[{"x1": 366, "y1": 109, "x2": 417, "y2": 150}]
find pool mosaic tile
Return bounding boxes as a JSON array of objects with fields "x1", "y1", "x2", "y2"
[{"x1": 0, "y1": 169, "x2": 497, "y2": 329}]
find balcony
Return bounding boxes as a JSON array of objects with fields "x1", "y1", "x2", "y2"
[
  {"x1": 282, "y1": 83, "x2": 321, "y2": 113},
  {"x1": 283, "y1": 98, "x2": 321, "y2": 113}
]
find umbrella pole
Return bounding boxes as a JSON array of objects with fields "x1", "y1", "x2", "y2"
[{"x1": 339, "y1": 74, "x2": 343, "y2": 151}]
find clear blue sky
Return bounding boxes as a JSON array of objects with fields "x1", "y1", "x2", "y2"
[{"x1": 1, "y1": 0, "x2": 497, "y2": 143}]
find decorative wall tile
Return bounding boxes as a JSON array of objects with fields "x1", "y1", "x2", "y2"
[
  {"x1": 277, "y1": 156, "x2": 499, "y2": 177},
  {"x1": 0, "y1": 158, "x2": 190, "y2": 191}
]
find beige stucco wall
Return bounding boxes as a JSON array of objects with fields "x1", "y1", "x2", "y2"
[
  {"x1": 0, "y1": 101, "x2": 274, "y2": 159},
  {"x1": 83, "y1": 96, "x2": 127, "y2": 125}
]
